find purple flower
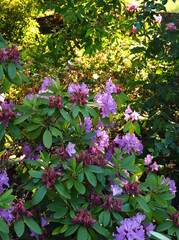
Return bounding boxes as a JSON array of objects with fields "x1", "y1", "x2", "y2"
[
  {"x1": 41, "y1": 216, "x2": 49, "y2": 228},
  {"x1": 0, "y1": 206, "x2": 14, "y2": 225},
  {"x1": 151, "y1": 161, "x2": 158, "y2": 172},
  {"x1": 95, "y1": 92, "x2": 117, "y2": 118},
  {"x1": 93, "y1": 128, "x2": 109, "y2": 153},
  {"x1": 113, "y1": 213, "x2": 145, "y2": 240},
  {"x1": 84, "y1": 117, "x2": 92, "y2": 134},
  {"x1": 23, "y1": 143, "x2": 31, "y2": 157},
  {"x1": 30, "y1": 231, "x2": 39, "y2": 239},
  {"x1": 161, "y1": 177, "x2": 177, "y2": 195},
  {"x1": 67, "y1": 83, "x2": 89, "y2": 95},
  {"x1": 25, "y1": 93, "x2": 34, "y2": 102},
  {"x1": 145, "y1": 223, "x2": 156, "y2": 237},
  {"x1": 111, "y1": 183, "x2": 123, "y2": 196},
  {"x1": 0, "y1": 171, "x2": 9, "y2": 192},
  {"x1": 131, "y1": 111, "x2": 139, "y2": 121},
  {"x1": 144, "y1": 154, "x2": 153, "y2": 165},
  {"x1": 105, "y1": 78, "x2": 117, "y2": 94},
  {"x1": 125, "y1": 106, "x2": 132, "y2": 114},
  {"x1": 166, "y1": 22, "x2": 177, "y2": 31},
  {"x1": 39, "y1": 77, "x2": 57, "y2": 94},
  {"x1": 0, "y1": 100, "x2": 15, "y2": 127},
  {"x1": 66, "y1": 142, "x2": 76, "y2": 157}
]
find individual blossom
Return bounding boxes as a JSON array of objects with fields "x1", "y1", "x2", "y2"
[
  {"x1": 94, "y1": 128, "x2": 109, "y2": 153},
  {"x1": 145, "y1": 223, "x2": 156, "y2": 237},
  {"x1": 132, "y1": 25, "x2": 137, "y2": 34},
  {"x1": 73, "y1": 209, "x2": 96, "y2": 227},
  {"x1": 39, "y1": 77, "x2": 57, "y2": 94},
  {"x1": 93, "y1": 73, "x2": 99, "y2": 79},
  {"x1": 0, "y1": 170, "x2": 9, "y2": 192},
  {"x1": 95, "y1": 92, "x2": 117, "y2": 118},
  {"x1": 30, "y1": 231, "x2": 39, "y2": 240},
  {"x1": 111, "y1": 183, "x2": 123, "y2": 196},
  {"x1": 105, "y1": 77, "x2": 117, "y2": 94},
  {"x1": 0, "y1": 206, "x2": 14, "y2": 225},
  {"x1": 124, "y1": 106, "x2": 140, "y2": 122},
  {"x1": 131, "y1": 110, "x2": 140, "y2": 121},
  {"x1": 161, "y1": 177, "x2": 177, "y2": 195},
  {"x1": 144, "y1": 154, "x2": 153, "y2": 165},
  {"x1": 153, "y1": 14, "x2": 162, "y2": 24},
  {"x1": 166, "y1": 22, "x2": 177, "y2": 31},
  {"x1": 126, "y1": 3, "x2": 139, "y2": 12},
  {"x1": 151, "y1": 161, "x2": 158, "y2": 172},
  {"x1": 25, "y1": 93, "x2": 35, "y2": 102},
  {"x1": 41, "y1": 215, "x2": 50, "y2": 228},
  {"x1": 66, "y1": 142, "x2": 76, "y2": 157}
]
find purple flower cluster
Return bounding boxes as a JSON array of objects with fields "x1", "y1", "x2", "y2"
[
  {"x1": 84, "y1": 117, "x2": 92, "y2": 133},
  {"x1": 0, "y1": 100, "x2": 15, "y2": 127},
  {"x1": 169, "y1": 212, "x2": 179, "y2": 227},
  {"x1": 161, "y1": 177, "x2": 177, "y2": 195},
  {"x1": 123, "y1": 181, "x2": 142, "y2": 196},
  {"x1": 0, "y1": 45, "x2": 19, "y2": 63},
  {"x1": 39, "y1": 77, "x2": 57, "y2": 94},
  {"x1": 105, "y1": 78, "x2": 121, "y2": 94},
  {"x1": 124, "y1": 105, "x2": 140, "y2": 122},
  {"x1": 93, "y1": 128, "x2": 109, "y2": 153},
  {"x1": 73, "y1": 209, "x2": 96, "y2": 227},
  {"x1": 75, "y1": 148, "x2": 106, "y2": 167},
  {"x1": 166, "y1": 22, "x2": 177, "y2": 31},
  {"x1": 42, "y1": 167, "x2": 61, "y2": 189},
  {"x1": 14, "y1": 200, "x2": 33, "y2": 221},
  {"x1": 67, "y1": 82, "x2": 89, "y2": 105},
  {"x1": 113, "y1": 212, "x2": 155, "y2": 240},
  {"x1": 144, "y1": 154, "x2": 159, "y2": 173},
  {"x1": 0, "y1": 206, "x2": 14, "y2": 225},
  {"x1": 0, "y1": 170, "x2": 9, "y2": 192},
  {"x1": 86, "y1": 190, "x2": 103, "y2": 208},
  {"x1": 48, "y1": 96, "x2": 63, "y2": 109},
  {"x1": 102, "y1": 195, "x2": 123, "y2": 212},
  {"x1": 114, "y1": 133, "x2": 143, "y2": 154},
  {"x1": 53, "y1": 146, "x2": 70, "y2": 160},
  {"x1": 22, "y1": 143, "x2": 43, "y2": 160}
]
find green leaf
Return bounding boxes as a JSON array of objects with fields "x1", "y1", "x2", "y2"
[
  {"x1": 82, "y1": 132, "x2": 96, "y2": 140},
  {"x1": 86, "y1": 106, "x2": 98, "y2": 118},
  {"x1": 121, "y1": 155, "x2": 135, "y2": 169},
  {"x1": 92, "y1": 223, "x2": 110, "y2": 237},
  {"x1": 0, "y1": 232, "x2": 9, "y2": 240},
  {"x1": 86, "y1": 165, "x2": 104, "y2": 173},
  {"x1": 150, "y1": 231, "x2": 170, "y2": 240},
  {"x1": 23, "y1": 217, "x2": 42, "y2": 235},
  {"x1": 55, "y1": 184, "x2": 71, "y2": 199},
  {"x1": 85, "y1": 170, "x2": 97, "y2": 187},
  {"x1": 74, "y1": 180, "x2": 86, "y2": 194},
  {"x1": 134, "y1": 122, "x2": 140, "y2": 135},
  {"x1": 103, "y1": 210, "x2": 110, "y2": 227},
  {"x1": 0, "y1": 218, "x2": 9, "y2": 233},
  {"x1": 0, "y1": 78, "x2": 11, "y2": 93},
  {"x1": 49, "y1": 127, "x2": 63, "y2": 139},
  {"x1": 77, "y1": 226, "x2": 88, "y2": 240},
  {"x1": 14, "y1": 219, "x2": 24, "y2": 237},
  {"x1": 123, "y1": 120, "x2": 132, "y2": 132},
  {"x1": 156, "y1": 221, "x2": 173, "y2": 232},
  {"x1": 27, "y1": 127, "x2": 42, "y2": 140},
  {"x1": 0, "y1": 65, "x2": 4, "y2": 82},
  {"x1": 64, "y1": 224, "x2": 80, "y2": 237},
  {"x1": 29, "y1": 170, "x2": 43, "y2": 178},
  {"x1": 8, "y1": 123, "x2": 22, "y2": 139},
  {"x1": 0, "y1": 123, "x2": 5, "y2": 141},
  {"x1": 14, "y1": 113, "x2": 31, "y2": 125},
  {"x1": 60, "y1": 109, "x2": 73, "y2": 123},
  {"x1": 19, "y1": 71, "x2": 29, "y2": 83},
  {"x1": 136, "y1": 195, "x2": 150, "y2": 213},
  {"x1": 43, "y1": 129, "x2": 52, "y2": 149},
  {"x1": 52, "y1": 225, "x2": 68, "y2": 235},
  {"x1": 72, "y1": 105, "x2": 80, "y2": 119},
  {"x1": 54, "y1": 207, "x2": 68, "y2": 219},
  {"x1": 26, "y1": 123, "x2": 41, "y2": 132},
  {"x1": 32, "y1": 185, "x2": 47, "y2": 205},
  {"x1": 154, "y1": 194, "x2": 167, "y2": 208},
  {"x1": 8, "y1": 62, "x2": 16, "y2": 79}
]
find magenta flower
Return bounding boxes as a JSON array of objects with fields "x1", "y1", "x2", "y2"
[
  {"x1": 166, "y1": 22, "x2": 177, "y2": 31},
  {"x1": 131, "y1": 110, "x2": 140, "y2": 121},
  {"x1": 132, "y1": 25, "x2": 137, "y2": 34},
  {"x1": 153, "y1": 14, "x2": 162, "y2": 24},
  {"x1": 66, "y1": 142, "x2": 76, "y2": 157},
  {"x1": 151, "y1": 161, "x2": 158, "y2": 172},
  {"x1": 126, "y1": 3, "x2": 139, "y2": 12},
  {"x1": 144, "y1": 154, "x2": 153, "y2": 165}
]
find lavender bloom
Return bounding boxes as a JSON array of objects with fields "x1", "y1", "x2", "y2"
[
  {"x1": 0, "y1": 206, "x2": 14, "y2": 225},
  {"x1": 23, "y1": 143, "x2": 31, "y2": 158},
  {"x1": 161, "y1": 177, "x2": 177, "y2": 195},
  {"x1": 125, "y1": 106, "x2": 132, "y2": 114},
  {"x1": 144, "y1": 154, "x2": 153, "y2": 165},
  {"x1": 66, "y1": 142, "x2": 76, "y2": 157},
  {"x1": 111, "y1": 183, "x2": 123, "y2": 196},
  {"x1": 30, "y1": 231, "x2": 39, "y2": 239},
  {"x1": 9, "y1": 45, "x2": 19, "y2": 62},
  {"x1": 166, "y1": 22, "x2": 177, "y2": 31},
  {"x1": 0, "y1": 100, "x2": 15, "y2": 127},
  {"x1": 39, "y1": 77, "x2": 57, "y2": 94},
  {"x1": 131, "y1": 111, "x2": 139, "y2": 121},
  {"x1": 93, "y1": 128, "x2": 109, "y2": 153},
  {"x1": 25, "y1": 93, "x2": 34, "y2": 102},
  {"x1": 41, "y1": 216, "x2": 49, "y2": 228},
  {"x1": 95, "y1": 92, "x2": 117, "y2": 118},
  {"x1": 84, "y1": 117, "x2": 92, "y2": 133},
  {"x1": 114, "y1": 133, "x2": 143, "y2": 155},
  {"x1": 145, "y1": 223, "x2": 156, "y2": 237},
  {"x1": 113, "y1": 213, "x2": 146, "y2": 240},
  {"x1": 105, "y1": 78, "x2": 117, "y2": 94},
  {"x1": 151, "y1": 161, "x2": 158, "y2": 172},
  {"x1": 0, "y1": 171, "x2": 9, "y2": 192},
  {"x1": 67, "y1": 83, "x2": 89, "y2": 95}
]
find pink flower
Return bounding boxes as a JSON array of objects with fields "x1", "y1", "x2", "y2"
[
  {"x1": 124, "y1": 113, "x2": 131, "y2": 122},
  {"x1": 125, "y1": 106, "x2": 132, "y2": 114},
  {"x1": 151, "y1": 161, "x2": 158, "y2": 172},
  {"x1": 166, "y1": 22, "x2": 177, "y2": 31},
  {"x1": 66, "y1": 142, "x2": 76, "y2": 157},
  {"x1": 131, "y1": 111, "x2": 139, "y2": 121},
  {"x1": 144, "y1": 154, "x2": 153, "y2": 165},
  {"x1": 132, "y1": 25, "x2": 137, "y2": 34},
  {"x1": 153, "y1": 14, "x2": 162, "y2": 24}
]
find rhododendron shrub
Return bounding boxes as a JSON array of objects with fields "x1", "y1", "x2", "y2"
[{"x1": 0, "y1": 77, "x2": 178, "y2": 240}]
